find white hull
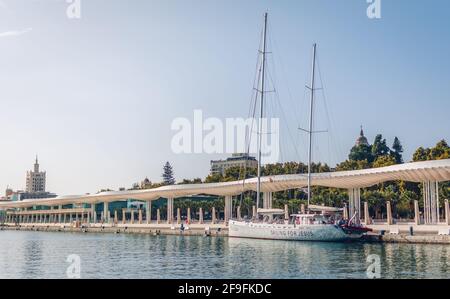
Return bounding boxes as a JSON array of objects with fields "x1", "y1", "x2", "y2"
[{"x1": 229, "y1": 220, "x2": 363, "y2": 242}]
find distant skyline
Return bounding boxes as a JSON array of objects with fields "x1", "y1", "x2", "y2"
[{"x1": 0, "y1": 0, "x2": 449, "y2": 195}]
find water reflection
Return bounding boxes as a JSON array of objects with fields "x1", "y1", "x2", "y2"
[{"x1": 0, "y1": 231, "x2": 448, "y2": 279}]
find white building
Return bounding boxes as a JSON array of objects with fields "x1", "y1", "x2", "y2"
[
  {"x1": 26, "y1": 156, "x2": 46, "y2": 193},
  {"x1": 210, "y1": 153, "x2": 258, "y2": 175}
]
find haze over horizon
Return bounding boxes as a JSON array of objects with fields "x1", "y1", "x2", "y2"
[{"x1": 0, "y1": 0, "x2": 449, "y2": 195}]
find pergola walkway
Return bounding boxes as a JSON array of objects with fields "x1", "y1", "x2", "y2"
[{"x1": 1, "y1": 159, "x2": 450, "y2": 229}]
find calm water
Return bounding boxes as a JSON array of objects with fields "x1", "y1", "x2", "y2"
[{"x1": 0, "y1": 230, "x2": 449, "y2": 279}]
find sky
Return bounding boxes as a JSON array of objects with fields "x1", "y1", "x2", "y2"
[{"x1": 0, "y1": 0, "x2": 449, "y2": 195}]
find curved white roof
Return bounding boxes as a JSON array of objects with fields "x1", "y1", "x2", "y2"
[{"x1": 1, "y1": 159, "x2": 449, "y2": 209}]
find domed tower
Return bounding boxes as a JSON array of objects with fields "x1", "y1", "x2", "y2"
[
  {"x1": 140, "y1": 177, "x2": 152, "y2": 189},
  {"x1": 355, "y1": 126, "x2": 369, "y2": 146}
]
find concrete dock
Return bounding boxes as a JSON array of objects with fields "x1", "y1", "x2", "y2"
[
  {"x1": 2, "y1": 222, "x2": 450, "y2": 244},
  {"x1": 0, "y1": 222, "x2": 228, "y2": 237},
  {"x1": 363, "y1": 223, "x2": 450, "y2": 244}
]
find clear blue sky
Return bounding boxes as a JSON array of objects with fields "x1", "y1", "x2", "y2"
[{"x1": 0, "y1": 0, "x2": 449, "y2": 195}]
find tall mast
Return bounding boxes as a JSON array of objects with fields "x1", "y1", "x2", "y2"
[
  {"x1": 256, "y1": 12, "x2": 268, "y2": 215},
  {"x1": 307, "y1": 43, "x2": 317, "y2": 209}
]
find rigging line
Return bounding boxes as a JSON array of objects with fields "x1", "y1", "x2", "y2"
[
  {"x1": 266, "y1": 74, "x2": 281, "y2": 162},
  {"x1": 246, "y1": 65, "x2": 262, "y2": 155},
  {"x1": 297, "y1": 45, "x2": 315, "y2": 166},
  {"x1": 241, "y1": 67, "x2": 261, "y2": 202},
  {"x1": 276, "y1": 48, "x2": 310, "y2": 168},
  {"x1": 266, "y1": 66, "x2": 301, "y2": 162},
  {"x1": 240, "y1": 45, "x2": 262, "y2": 200},
  {"x1": 245, "y1": 23, "x2": 266, "y2": 139},
  {"x1": 267, "y1": 19, "x2": 304, "y2": 163},
  {"x1": 246, "y1": 25, "x2": 265, "y2": 119},
  {"x1": 298, "y1": 85, "x2": 309, "y2": 163},
  {"x1": 267, "y1": 18, "x2": 301, "y2": 120},
  {"x1": 240, "y1": 26, "x2": 266, "y2": 204},
  {"x1": 316, "y1": 55, "x2": 344, "y2": 164}
]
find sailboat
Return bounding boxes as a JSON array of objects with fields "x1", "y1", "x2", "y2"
[{"x1": 228, "y1": 13, "x2": 371, "y2": 242}]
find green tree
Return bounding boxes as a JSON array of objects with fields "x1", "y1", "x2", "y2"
[
  {"x1": 162, "y1": 161, "x2": 175, "y2": 185},
  {"x1": 371, "y1": 134, "x2": 390, "y2": 159},
  {"x1": 413, "y1": 140, "x2": 450, "y2": 161},
  {"x1": 179, "y1": 178, "x2": 202, "y2": 185},
  {"x1": 430, "y1": 140, "x2": 450, "y2": 160},
  {"x1": 390, "y1": 137, "x2": 404, "y2": 164},
  {"x1": 349, "y1": 144, "x2": 374, "y2": 163},
  {"x1": 336, "y1": 159, "x2": 370, "y2": 171},
  {"x1": 373, "y1": 155, "x2": 396, "y2": 168},
  {"x1": 412, "y1": 147, "x2": 430, "y2": 162},
  {"x1": 204, "y1": 173, "x2": 223, "y2": 183}
]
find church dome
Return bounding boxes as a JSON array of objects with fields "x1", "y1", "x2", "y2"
[{"x1": 356, "y1": 127, "x2": 369, "y2": 146}]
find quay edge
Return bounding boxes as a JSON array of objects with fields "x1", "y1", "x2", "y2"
[{"x1": 2, "y1": 223, "x2": 450, "y2": 244}]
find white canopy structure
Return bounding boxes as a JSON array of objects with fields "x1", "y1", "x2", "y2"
[{"x1": 1, "y1": 159, "x2": 449, "y2": 209}]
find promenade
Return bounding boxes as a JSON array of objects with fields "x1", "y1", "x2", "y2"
[{"x1": 1, "y1": 159, "x2": 450, "y2": 243}]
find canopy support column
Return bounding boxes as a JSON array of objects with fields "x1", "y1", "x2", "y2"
[
  {"x1": 199, "y1": 208, "x2": 203, "y2": 224},
  {"x1": 146, "y1": 200, "x2": 151, "y2": 224},
  {"x1": 348, "y1": 188, "x2": 361, "y2": 225},
  {"x1": 212, "y1": 207, "x2": 216, "y2": 224},
  {"x1": 224, "y1": 196, "x2": 232, "y2": 223},
  {"x1": 103, "y1": 202, "x2": 109, "y2": 223},
  {"x1": 364, "y1": 201, "x2": 371, "y2": 225},
  {"x1": 92, "y1": 204, "x2": 96, "y2": 224},
  {"x1": 414, "y1": 200, "x2": 420, "y2": 225},
  {"x1": 50, "y1": 206, "x2": 54, "y2": 223},
  {"x1": 445, "y1": 199, "x2": 450, "y2": 225},
  {"x1": 263, "y1": 192, "x2": 273, "y2": 209},
  {"x1": 167, "y1": 198, "x2": 174, "y2": 224},
  {"x1": 300, "y1": 204, "x2": 306, "y2": 214},
  {"x1": 386, "y1": 201, "x2": 393, "y2": 225},
  {"x1": 423, "y1": 181, "x2": 439, "y2": 224},
  {"x1": 176, "y1": 208, "x2": 181, "y2": 224},
  {"x1": 58, "y1": 206, "x2": 62, "y2": 223},
  {"x1": 343, "y1": 203, "x2": 349, "y2": 220}
]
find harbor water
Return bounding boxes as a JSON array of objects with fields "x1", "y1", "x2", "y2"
[{"x1": 0, "y1": 230, "x2": 449, "y2": 279}]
